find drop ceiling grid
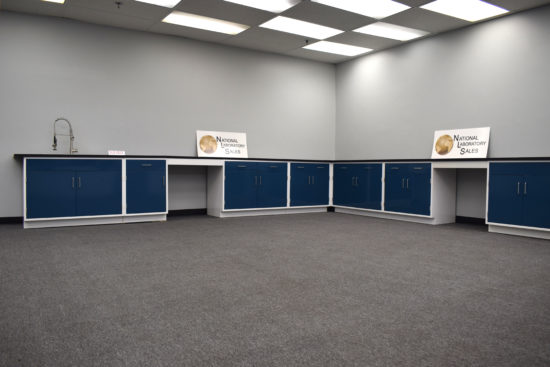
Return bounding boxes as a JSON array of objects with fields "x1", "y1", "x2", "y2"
[{"x1": 1, "y1": 0, "x2": 550, "y2": 63}]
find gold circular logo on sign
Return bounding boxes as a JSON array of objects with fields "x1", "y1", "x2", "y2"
[
  {"x1": 200, "y1": 135, "x2": 217, "y2": 154},
  {"x1": 435, "y1": 134, "x2": 453, "y2": 155}
]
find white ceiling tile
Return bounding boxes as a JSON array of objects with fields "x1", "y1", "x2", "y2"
[
  {"x1": 64, "y1": 5, "x2": 156, "y2": 31},
  {"x1": 224, "y1": 26, "x2": 308, "y2": 52},
  {"x1": 396, "y1": 0, "x2": 433, "y2": 7},
  {"x1": 383, "y1": 8, "x2": 468, "y2": 33},
  {"x1": 174, "y1": 0, "x2": 274, "y2": 26},
  {"x1": 68, "y1": 0, "x2": 171, "y2": 20},
  {"x1": 488, "y1": 0, "x2": 550, "y2": 12},
  {"x1": 327, "y1": 32, "x2": 402, "y2": 50},
  {"x1": 2, "y1": 0, "x2": 67, "y2": 17},
  {"x1": 149, "y1": 21, "x2": 233, "y2": 43},
  {"x1": 282, "y1": 1, "x2": 376, "y2": 31},
  {"x1": 285, "y1": 47, "x2": 352, "y2": 64}
]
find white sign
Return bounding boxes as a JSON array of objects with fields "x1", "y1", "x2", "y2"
[
  {"x1": 431, "y1": 127, "x2": 490, "y2": 159},
  {"x1": 108, "y1": 150, "x2": 126, "y2": 155},
  {"x1": 196, "y1": 130, "x2": 248, "y2": 158}
]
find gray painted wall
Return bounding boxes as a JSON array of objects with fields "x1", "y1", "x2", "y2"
[
  {"x1": 456, "y1": 169, "x2": 487, "y2": 219},
  {"x1": 335, "y1": 5, "x2": 550, "y2": 160},
  {"x1": 0, "y1": 12, "x2": 335, "y2": 216},
  {"x1": 168, "y1": 166, "x2": 207, "y2": 210}
]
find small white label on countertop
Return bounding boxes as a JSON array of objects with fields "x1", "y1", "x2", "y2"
[{"x1": 108, "y1": 150, "x2": 126, "y2": 156}]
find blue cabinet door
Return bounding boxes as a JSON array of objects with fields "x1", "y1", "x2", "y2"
[
  {"x1": 224, "y1": 162, "x2": 258, "y2": 209},
  {"x1": 26, "y1": 159, "x2": 76, "y2": 218},
  {"x1": 290, "y1": 163, "x2": 329, "y2": 206},
  {"x1": 385, "y1": 163, "x2": 430, "y2": 215},
  {"x1": 257, "y1": 162, "x2": 287, "y2": 208},
  {"x1": 487, "y1": 171, "x2": 524, "y2": 226},
  {"x1": 290, "y1": 164, "x2": 311, "y2": 206},
  {"x1": 408, "y1": 164, "x2": 431, "y2": 215},
  {"x1": 522, "y1": 171, "x2": 550, "y2": 228},
  {"x1": 26, "y1": 159, "x2": 122, "y2": 218},
  {"x1": 126, "y1": 160, "x2": 166, "y2": 214},
  {"x1": 356, "y1": 164, "x2": 382, "y2": 210},
  {"x1": 384, "y1": 164, "x2": 408, "y2": 212},
  {"x1": 75, "y1": 160, "x2": 122, "y2": 216},
  {"x1": 489, "y1": 162, "x2": 550, "y2": 228},
  {"x1": 310, "y1": 164, "x2": 329, "y2": 206},
  {"x1": 333, "y1": 164, "x2": 353, "y2": 206},
  {"x1": 348, "y1": 165, "x2": 366, "y2": 208}
]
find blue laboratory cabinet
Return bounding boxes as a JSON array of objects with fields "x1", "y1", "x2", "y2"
[
  {"x1": 126, "y1": 160, "x2": 167, "y2": 214},
  {"x1": 290, "y1": 163, "x2": 329, "y2": 206},
  {"x1": 333, "y1": 164, "x2": 382, "y2": 210},
  {"x1": 384, "y1": 163, "x2": 431, "y2": 215},
  {"x1": 488, "y1": 162, "x2": 550, "y2": 229},
  {"x1": 224, "y1": 161, "x2": 287, "y2": 209},
  {"x1": 26, "y1": 159, "x2": 122, "y2": 219}
]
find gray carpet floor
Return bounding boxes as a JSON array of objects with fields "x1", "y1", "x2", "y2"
[{"x1": 1, "y1": 213, "x2": 549, "y2": 367}]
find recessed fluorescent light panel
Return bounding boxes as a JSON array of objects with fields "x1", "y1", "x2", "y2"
[
  {"x1": 354, "y1": 22, "x2": 429, "y2": 41},
  {"x1": 304, "y1": 41, "x2": 372, "y2": 57},
  {"x1": 421, "y1": 0, "x2": 508, "y2": 22},
  {"x1": 135, "y1": 0, "x2": 181, "y2": 8},
  {"x1": 41, "y1": 0, "x2": 65, "y2": 3},
  {"x1": 260, "y1": 16, "x2": 343, "y2": 39},
  {"x1": 223, "y1": 0, "x2": 300, "y2": 13},
  {"x1": 311, "y1": 0, "x2": 409, "y2": 19},
  {"x1": 163, "y1": 11, "x2": 249, "y2": 35}
]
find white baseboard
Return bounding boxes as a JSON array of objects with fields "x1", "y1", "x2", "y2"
[
  {"x1": 488, "y1": 224, "x2": 550, "y2": 240},
  {"x1": 335, "y1": 207, "x2": 439, "y2": 225},
  {"x1": 218, "y1": 207, "x2": 327, "y2": 218},
  {"x1": 24, "y1": 214, "x2": 167, "y2": 229}
]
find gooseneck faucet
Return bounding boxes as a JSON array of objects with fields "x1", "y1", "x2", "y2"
[{"x1": 52, "y1": 117, "x2": 78, "y2": 154}]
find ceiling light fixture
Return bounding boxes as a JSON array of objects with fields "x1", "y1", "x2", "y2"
[
  {"x1": 41, "y1": 0, "x2": 65, "y2": 3},
  {"x1": 260, "y1": 16, "x2": 343, "y2": 39},
  {"x1": 135, "y1": 0, "x2": 182, "y2": 8},
  {"x1": 163, "y1": 11, "x2": 250, "y2": 35},
  {"x1": 304, "y1": 41, "x2": 372, "y2": 56},
  {"x1": 354, "y1": 22, "x2": 429, "y2": 41},
  {"x1": 421, "y1": 0, "x2": 508, "y2": 22},
  {"x1": 311, "y1": 0, "x2": 410, "y2": 19},
  {"x1": 223, "y1": 0, "x2": 300, "y2": 13}
]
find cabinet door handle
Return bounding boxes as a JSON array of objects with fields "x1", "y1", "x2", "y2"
[
  {"x1": 402, "y1": 178, "x2": 405, "y2": 189},
  {"x1": 237, "y1": 165, "x2": 247, "y2": 168},
  {"x1": 308, "y1": 176, "x2": 311, "y2": 185},
  {"x1": 162, "y1": 176, "x2": 166, "y2": 187},
  {"x1": 524, "y1": 182, "x2": 527, "y2": 195},
  {"x1": 259, "y1": 176, "x2": 262, "y2": 185},
  {"x1": 78, "y1": 177, "x2": 81, "y2": 188},
  {"x1": 72, "y1": 177, "x2": 75, "y2": 189},
  {"x1": 406, "y1": 178, "x2": 409, "y2": 189},
  {"x1": 141, "y1": 163, "x2": 152, "y2": 167},
  {"x1": 517, "y1": 182, "x2": 521, "y2": 195},
  {"x1": 255, "y1": 176, "x2": 257, "y2": 185},
  {"x1": 312, "y1": 176, "x2": 315, "y2": 185}
]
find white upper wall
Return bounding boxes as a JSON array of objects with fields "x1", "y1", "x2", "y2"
[
  {"x1": 0, "y1": 12, "x2": 335, "y2": 217},
  {"x1": 335, "y1": 5, "x2": 550, "y2": 160}
]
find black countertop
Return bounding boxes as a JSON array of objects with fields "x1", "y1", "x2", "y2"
[{"x1": 13, "y1": 154, "x2": 550, "y2": 162}]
